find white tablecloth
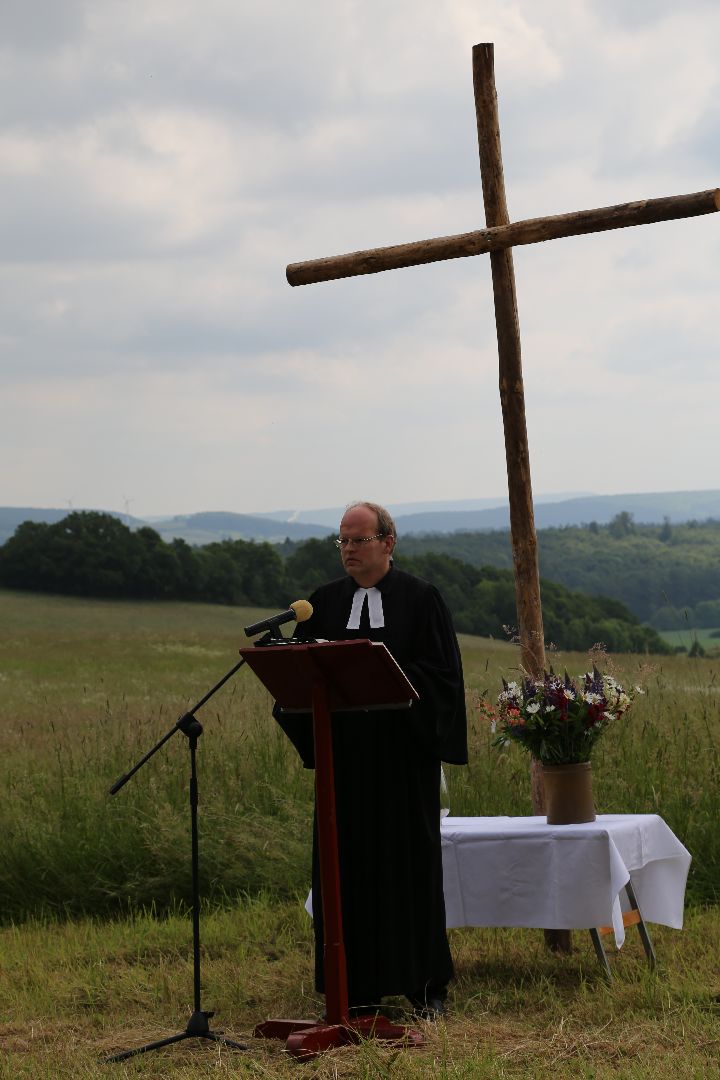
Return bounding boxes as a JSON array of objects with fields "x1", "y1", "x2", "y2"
[{"x1": 441, "y1": 814, "x2": 691, "y2": 946}]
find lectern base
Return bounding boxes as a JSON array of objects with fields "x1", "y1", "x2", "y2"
[{"x1": 254, "y1": 1014, "x2": 424, "y2": 1060}]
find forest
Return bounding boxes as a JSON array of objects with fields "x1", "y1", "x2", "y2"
[
  {"x1": 0, "y1": 511, "x2": 670, "y2": 654},
  {"x1": 392, "y1": 514, "x2": 720, "y2": 629}
]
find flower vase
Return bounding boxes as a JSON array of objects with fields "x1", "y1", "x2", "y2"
[{"x1": 541, "y1": 761, "x2": 596, "y2": 825}]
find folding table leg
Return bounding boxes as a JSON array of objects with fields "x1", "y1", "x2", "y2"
[
  {"x1": 588, "y1": 927, "x2": 613, "y2": 982},
  {"x1": 591, "y1": 880, "x2": 657, "y2": 979},
  {"x1": 623, "y1": 880, "x2": 657, "y2": 969}
]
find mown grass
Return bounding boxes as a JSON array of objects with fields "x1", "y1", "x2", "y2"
[
  {"x1": 1, "y1": 901, "x2": 720, "y2": 1077},
  {"x1": 1, "y1": 588, "x2": 720, "y2": 1076}
]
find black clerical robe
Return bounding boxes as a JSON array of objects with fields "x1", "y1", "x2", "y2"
[{"x1": 275, "y1": 565, "x2": 467, "y2": 1006}]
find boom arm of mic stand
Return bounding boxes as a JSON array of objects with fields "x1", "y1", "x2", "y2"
[{"x1": 108, "y1": 655, "x2": 248, "y2": 796}]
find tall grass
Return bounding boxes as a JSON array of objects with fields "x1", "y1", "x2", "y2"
[
  {"x1": 1, "y1": 589, "x2": 718, "y2": 923},
  {"x1": 0, "y1": 591, "x2": 315, "y2": 921}
]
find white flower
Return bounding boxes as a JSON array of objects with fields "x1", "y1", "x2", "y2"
[
  {"x1": 499, "y1": 682, "x2": 522, "y2": 707},
  {"x1": 525, "y1": 702, "x2": 541, "y2": 714}
]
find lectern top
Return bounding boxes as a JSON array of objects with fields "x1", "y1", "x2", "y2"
[{"x1": 239, "y1": 638, "x2": 419, "y2": 713}]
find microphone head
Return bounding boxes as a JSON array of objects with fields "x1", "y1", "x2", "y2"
[{"x1": 290, "y1": 599, "x2": 313, "y2": 623}]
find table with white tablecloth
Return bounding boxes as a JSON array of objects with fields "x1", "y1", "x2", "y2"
[{"x1": 440, "y1": 814, "x2": 691, "y2": 947}]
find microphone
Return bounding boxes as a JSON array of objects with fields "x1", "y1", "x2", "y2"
[{"x1": 244, "y1": 599, "x2": 313, "y2": 638}]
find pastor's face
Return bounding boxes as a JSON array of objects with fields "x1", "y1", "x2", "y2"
[{"x1": 338, "y1": 506, "x2": 394, "y2": 587}]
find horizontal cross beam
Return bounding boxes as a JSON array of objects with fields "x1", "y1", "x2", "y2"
[{"x1": 287, "y1": 187, "x2": 720, "y2": 286}]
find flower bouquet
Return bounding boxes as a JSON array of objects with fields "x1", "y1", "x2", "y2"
[
  {"x1": 492, "y1": 668, "x2": 639, "y2": 824},
  {"x1": 494, "y1": 667, "x2": 637, "y2": 766}
]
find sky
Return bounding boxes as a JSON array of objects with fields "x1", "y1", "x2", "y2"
[{"x1": 1, "y1": 0, "x2": 719, "y2": 519}]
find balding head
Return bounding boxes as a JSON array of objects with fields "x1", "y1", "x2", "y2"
[{"x1": 338, "y1": 501, "x2": 396, "y2": 587}]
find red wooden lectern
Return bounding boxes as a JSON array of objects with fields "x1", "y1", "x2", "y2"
[{"x1": 240, "y1": 639, "x2": 424, "y2": 1060}]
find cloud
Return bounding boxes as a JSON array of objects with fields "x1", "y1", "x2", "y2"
[
  {"x1": 0, "y1": 0, "x2": 718, "y2": 515},
  {"x1": 0, "y1": 0, "x2": 86, "y2": 54}
]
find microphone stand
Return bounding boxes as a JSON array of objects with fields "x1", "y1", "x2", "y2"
[{"x1": 104, "y1": 649, "x2": 260, "y2": 1062}]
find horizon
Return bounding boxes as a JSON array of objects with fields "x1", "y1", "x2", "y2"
[{"x1": 3, "y1": 483, "x2": 720, "y2": 523}]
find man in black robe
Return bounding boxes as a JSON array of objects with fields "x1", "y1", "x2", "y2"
[{"x1": 275, "y1": 501, "x2": 467, "y2": 1018}]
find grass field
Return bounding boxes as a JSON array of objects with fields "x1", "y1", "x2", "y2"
[
  {"x1": 1, "y1": 588, "x2": 720, "y2": 1077},
  {"x1": 657, "y1": 626, "x2": 720, "y2": 653}
]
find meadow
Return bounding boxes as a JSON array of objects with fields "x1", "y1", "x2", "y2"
[
  {"x1": 1, "y1": 588, "x2": 719, "y2": 1077},
  {"x1": 658, "y1": 627, "x2": 720, "y2": 654}
]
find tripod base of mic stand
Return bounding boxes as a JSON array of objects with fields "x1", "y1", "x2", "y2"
[
  {"x1": 254, "y1": 1014, "x2": 424, "y2": 1060},
  {"x1": 104, "y1": 1010, "x2": 248, "y2": 1063}
]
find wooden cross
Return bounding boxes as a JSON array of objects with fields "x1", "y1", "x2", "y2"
[
  {"x1": 286, "y1": 45, "x2": 717, "y2": 832},
  {"x1": 285, "y1": 43, "x2": 718, "y2": 956}
]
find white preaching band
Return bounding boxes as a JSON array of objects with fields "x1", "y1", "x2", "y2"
[{"x1": 346, "y1": 586, "x2": 385, "y2": 630}]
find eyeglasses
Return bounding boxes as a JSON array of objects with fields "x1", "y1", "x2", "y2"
[{"x1": 334, "y1": 533, "x2": 385, "y2": 548}]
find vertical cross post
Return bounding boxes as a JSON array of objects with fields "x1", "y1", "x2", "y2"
[
  {"x1": 472, "y1": 43, "x2": 546, "y2": 684},
  {"x1": 473, "y1": 44, "x2": 570, "y2": 951}
]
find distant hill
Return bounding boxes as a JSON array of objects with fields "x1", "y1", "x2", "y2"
[
  {"x1": 147, "y1": 511, "x2": 332, "y2": 545},
  {"x1": 0, "y1": 507, "x2": 333, "y2": 547},
  {"x1": 393, "y1": 490, "x2": 720, "y2": 534},
  {"x1": 0, "y1": 507, "x2": 146, "y2": 546},
  {"x1": 2, "y1": 489, "x2": 719, "y2": 546},
  {"x1": 148, "y1": 490, "x2": 720, "y2": 539},
  {"x1": 251, "y1": 492, "x2": 591, "y2": 529}
]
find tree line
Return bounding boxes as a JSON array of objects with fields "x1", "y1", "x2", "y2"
[{"x1": 0, "y1": 511, "x2": 669, "y2": 654}]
